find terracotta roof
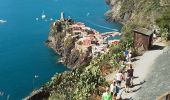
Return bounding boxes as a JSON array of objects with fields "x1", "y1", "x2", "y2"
[{"x1": 133, "y1": 28, "x2": 153, "y2": 36}]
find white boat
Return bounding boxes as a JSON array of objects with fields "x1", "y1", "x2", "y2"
[
  {"x1": 41, "y1": 10, "x2": 46, "y2": 19},
  {"x1": 86, "y1": 12, "x2": 90, "y2": 16},
  {"x1": 0, "y1": 19, "x2": 7, "y2": 23},
  {"x1": 34, "y1": 75, "x2": 39, "y2": 78},
  {"x1": 50, "y1": 18, "x2": 53, "y2": 21},
  {"x1": 36, "y1": 18, "x2": 39, "y2": 21}
]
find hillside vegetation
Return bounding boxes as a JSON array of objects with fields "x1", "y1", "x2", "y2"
[
  {"x1": 106, "y1": 0, "x2": 170, "y2": 40},
  {"x1": 44, "y1": 42, "x2": 126, "y2": 100}
]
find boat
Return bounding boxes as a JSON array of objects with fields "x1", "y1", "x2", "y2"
[
  {"x1": 34, "y1": 75, "x2": 39, "y2": 78},
  {"x1": 36, "y1": 18, "x2": 39, "y2": 21},
  {"x1": 41, "y1": 10, "x2": 46, "y2": 19},
  {"x1": 0, "y1": 19, "x2": 7, "y2": 24},
  {"x1": 50, "y1": 18, "x2": 53, "y2": 21},
  {"x1": 86, "y1": 12, "x2": 90, "y2": 16}
]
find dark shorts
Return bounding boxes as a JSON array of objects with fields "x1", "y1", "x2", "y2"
[{"x1": 116, "y1": 80, "x2": 121, "y2": 85}]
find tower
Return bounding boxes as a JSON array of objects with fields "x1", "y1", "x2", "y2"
[{"x1": 60, "y1": 12, "x2": 65, "y2": 21}]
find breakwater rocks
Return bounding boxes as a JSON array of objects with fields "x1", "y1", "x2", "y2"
[{"x1": 46, "y1": 18, "x2": 92, "y2": 69}]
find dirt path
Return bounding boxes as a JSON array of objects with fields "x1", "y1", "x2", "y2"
[
  {"x1": 132, "y1": 44, "x2": 170, "y2": 100},
  {"x1": 105, "y1": 39, "x2": 170, "y2": 100}
]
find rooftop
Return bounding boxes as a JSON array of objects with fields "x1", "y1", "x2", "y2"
[{"x1": 133, "y1": 28, "x2": 153, "y2": 36}]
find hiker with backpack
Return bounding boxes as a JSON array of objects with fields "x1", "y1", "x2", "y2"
[{"x1": 110, "y1": 81, "x2": 120, "y2": 100}]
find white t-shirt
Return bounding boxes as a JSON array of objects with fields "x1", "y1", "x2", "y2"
[{"x1": 116, "y1": 73, "x2": 123, "y2": 81}]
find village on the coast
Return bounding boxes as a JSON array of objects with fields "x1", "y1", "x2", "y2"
[{"x1": 50, "y1": 12, "x2": 121, "y2": 58}]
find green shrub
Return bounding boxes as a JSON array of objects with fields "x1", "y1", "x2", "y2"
[{"x1": 156, "y1": 10, "x2": 170, "y2": 40}]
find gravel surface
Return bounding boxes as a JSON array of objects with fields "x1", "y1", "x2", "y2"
[
  {"x1": 132, "y1": 49, "x2": 170, "y2": 100},
  {"x1": 121, "y1": 42, "x2": 170, "y2": 100}
]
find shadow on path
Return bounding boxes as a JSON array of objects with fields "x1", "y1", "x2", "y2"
[
  {"x1": 133, "y1": 76, "x2": 139, "y2": 79},
  {"x1": 132, "y1": 80, "x2": 146, "y2": 88},
  {"x1": 131, "y1": 86, "x2": 142, "y2": 92},
  {"x1": 150, "y1": 45, "x2": 165, "y2": 50},
  {"x1": 131, "y1": 58, "x2": 139, "y2": 62}
]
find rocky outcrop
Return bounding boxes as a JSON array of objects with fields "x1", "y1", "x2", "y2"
[
  {"x1": 105, "y1": 0, "x2": 134, "y2": 23},
  {"x1": 23, "y1": 88, "x2": 50, "y2": 100},
  {"x1": 105, "y1": 0, "x2": 170, "y2": 25},
  {"x1": 105, "y1": 0, "x2": 123, "y2": 22},
  {"x1": 63, "y1": 48, "x2": 92, "y2": 68},
  {"x1": 46, "y1": 19, "x2": 92, "y2": 69}
]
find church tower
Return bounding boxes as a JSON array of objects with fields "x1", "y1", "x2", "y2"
[{"x1": 60, "y1": 12, "x2": 65, "y2": 21}]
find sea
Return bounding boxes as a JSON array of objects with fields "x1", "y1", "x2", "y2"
[{"x1": 0, "y1": 0, "x2": 122, "y2": 99}]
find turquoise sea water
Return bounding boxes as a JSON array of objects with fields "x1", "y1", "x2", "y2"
[{"x1": 0, "y1": 0, "x2": 122, "y2": 99}]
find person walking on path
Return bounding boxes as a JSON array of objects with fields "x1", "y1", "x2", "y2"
[
  {"x1": 102, "y1": 87, "x2": 112, "y2": 100},
  {"x1": 124, "y1": 48, "x2": 129, "y2": 57},
  {"x1": 125, "y1": 76, "x2": 131, "y2": 93},
  {"x1": 126, "y1": 65, "x2": 134, "y2": 86},
  {"x1": 126, "y1": 50, "x2": 132, "y2": 64},
  {"x1": 115, "y1": 71, "x2": 124, "y2": 87},
  {"x1": 110, "y1": 81, "x2": 120, "y2": 100}
]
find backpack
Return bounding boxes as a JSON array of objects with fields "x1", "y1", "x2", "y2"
[{"x1": 113, "y1": 86, "x2": 119, "y2": 94}]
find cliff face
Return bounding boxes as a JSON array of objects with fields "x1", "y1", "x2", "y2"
[
  {"x1": 47, "y1": 19, "x2": 92, "y2": 68},
  {"x1": 105, "y1": 0, "x2": 170, "y2": 25}
]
